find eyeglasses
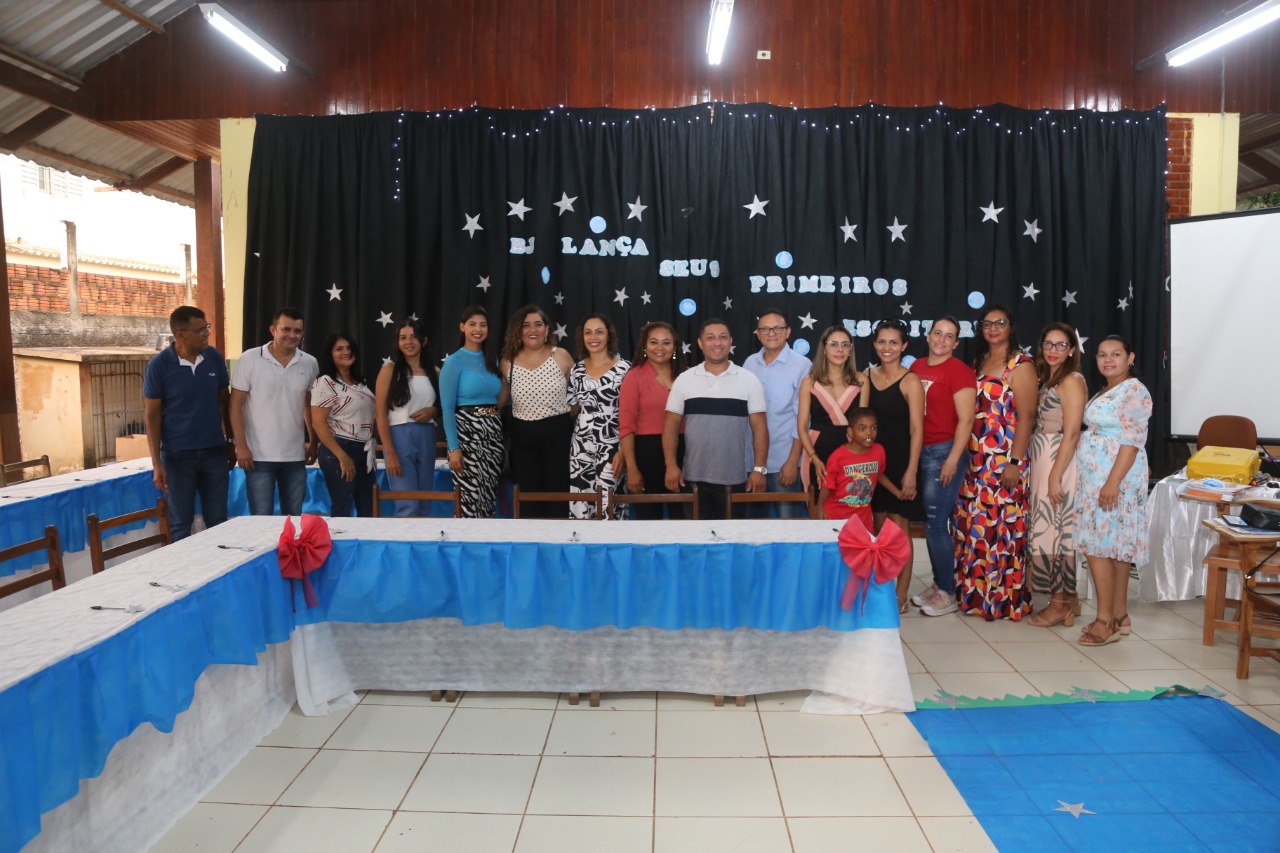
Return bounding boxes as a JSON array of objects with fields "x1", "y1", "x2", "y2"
[
  {"x1": 182, "y1": 324, "x2": 212, "y2": 335},
  {"x1": 826, "y1": 340, "x2": 853, "y2": 350},
  {"x1": 756, "y1": 325, "x2": 787, "y2": 335},
  {"x1": 1041, "y1": 340, "x2": 1071, "y2": 352},
  {"x1": 980, "y1": 318, "x2": 1009, "y2": 330}
]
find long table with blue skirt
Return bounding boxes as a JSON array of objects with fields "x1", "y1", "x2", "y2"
[{"x1": 0, "y1": 515, "x2": 911, "y2": 853}]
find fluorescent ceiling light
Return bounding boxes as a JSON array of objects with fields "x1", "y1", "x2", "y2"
[
  {"x1": 1166, "y1": 0, "x2": 1280, "y2": 66},
  {"x1": 199, "y1": 3, "x2": 288, "y2": 73},
  {"x1": 707, "y1": 0, "x2": 734, "y2": 65}
]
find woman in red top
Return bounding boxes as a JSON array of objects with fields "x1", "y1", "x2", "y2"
[
  {"x1": 618, "y1": 321, "x2": 688, "y2": 519},
  {"x1": 909, "y1": 316, "x2": 977, "y2": 616}
]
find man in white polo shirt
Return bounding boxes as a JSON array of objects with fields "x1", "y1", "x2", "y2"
[
  {"x1": 663, "y1": 318, "x2": 769, "y2": 520},
  {"x1": 230, "y1": 307, "x2": 319, "y2": 516}
]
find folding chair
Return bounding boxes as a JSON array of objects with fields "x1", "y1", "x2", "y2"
[
  {"x1": 606, "y1": 484, "x2": 700, "y2": 520},
  {"x1": 727, "y1": 490, "x2": 814, "y2": 519},
  {"x1": 87, "y1": 497, "x2": 171, "y2": 574},
  {"x1": 2, "y1": 455, "x2": 52, "y2": 485},
  {"x1": 371, "y1": 483, "x2": 462, "y2": 518},
  {"x1": 512, "y1": 487, "x2": 603, "y2": 520}
]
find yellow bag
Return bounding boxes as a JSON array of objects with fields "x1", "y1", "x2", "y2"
[{"x1": 1187, "y1": 446, "x2": 1260, "y2": 485}]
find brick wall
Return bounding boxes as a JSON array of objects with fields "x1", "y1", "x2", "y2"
[
  {"x1": 6, "y1": 264, "x2": 70, "y2": 313},
  {"x1": 1166, "y1": 117, "x2": 1193, "y2": 220},
  {"x1": 77, "y1": 271, "x2": 186, "y2": 316}
]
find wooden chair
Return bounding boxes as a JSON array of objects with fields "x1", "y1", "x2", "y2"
[
  {"x1": 727, "y1": 490, "x2": 814, "y2": 519},
  {"x1": 1197, "y1": 415, "x2": 1258, "y2": 451},
  {"x1": 1237, "y1": 549, "x2": 1280, "y2": 678},
  {"x1": 512, "y1": 487, "x2": 603, "y2": 519},
  {"x1": 2, "y1": 455, "x2": 52, "y2": 485},
  {"x1": 372, "y1": 483, "x2": 461, "y2": 518},
  {"x1": 0, "y1": 525, "x2": 66, "y2": 599},
  {"x1": 606, "y1": 484, "x2": 700, "y2": 520},
  {"x1": 87, "y1": 497, "x2": 171, "y2": 574}
]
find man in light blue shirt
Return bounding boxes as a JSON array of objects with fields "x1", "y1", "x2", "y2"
[{"x1": 742, "y1": 309, "x2": 812, "y2": 518}]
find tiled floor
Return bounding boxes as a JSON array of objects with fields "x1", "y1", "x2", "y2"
[{"x1": 152, "y1": 552, "x2": 1280, "y2": 853}]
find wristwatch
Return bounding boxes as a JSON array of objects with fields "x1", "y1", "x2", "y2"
[{"x1": 752, "y1": 466, "x2": 768, "y2": 476}]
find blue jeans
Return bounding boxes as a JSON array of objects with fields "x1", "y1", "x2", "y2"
[
  {"x1": 744, "y1": 469, "x2": 808, "y2": 519},
  {"x1": 387, "y1": 422, "x2": 438, "y2": 517},
  {"x1": 162, "y1": 446, "x2": 229, "y2": 541},
  {"x1": 318, "y1": 438, "x2": 376, "y2": 518},
  {"x1": 244, "y1": 460, "x2": 308, "y2": 516},
  {"x1": 920, "y1": 441, "x2": 965, "y2": 595}
]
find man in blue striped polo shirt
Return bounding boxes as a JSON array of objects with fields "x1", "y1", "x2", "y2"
[{"x1": 663, "y1": 319, "x2": 768, "y2": 520}]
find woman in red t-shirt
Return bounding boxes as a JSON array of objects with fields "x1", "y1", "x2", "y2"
[
  {"x1": 908, "y1": 316, "x2": 977, "y2": 616},
  {"x1": 618, "y1": 321, "x2": 688, "y2": 519}
]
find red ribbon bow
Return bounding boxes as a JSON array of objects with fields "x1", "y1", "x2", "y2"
[
  {"x1": 278, "y1": 514, "x2": 333, "y2": 609},
  {"x1": 836, "y1": 516, "x2": 909, "y2": 613}
]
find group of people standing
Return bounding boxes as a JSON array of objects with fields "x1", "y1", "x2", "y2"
[{"x1": 145, "y1": 301, "x2": 1152, "y2": 646}]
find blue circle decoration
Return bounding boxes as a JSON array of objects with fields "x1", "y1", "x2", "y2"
[
  {"x1": 541, "y1": 267, "x2": 551, "y2": 285},
  {"x1": 775, "y1": 251, "x2": 793, "y2": 269},
  {"x1": 967, "y1": 291, "x2": 986, "y2": 309},
  {"x1": 792, "y1": 339, "x2": 810, "y2": 356},
  {"x1": 589, "y1": 216, "x2": 607, "y2": 234},
  {"x1": 678, "y1": 298, "x2": 697, "y2": 317},
  {"x1": 901, "y1": 355, "x2": 917, "y2": 369}
]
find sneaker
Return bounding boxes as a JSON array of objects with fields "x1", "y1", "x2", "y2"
[
  {"x1": 921, "y1": 590, "x2": 960, "y2": 617},
  {"x1": 910, "y1": 583, "x2": 938, "y2": 608}
]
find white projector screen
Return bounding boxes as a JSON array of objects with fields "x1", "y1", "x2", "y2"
[{"x1": 1169, "y1": 207, "x2": 1280, "y2": 442}]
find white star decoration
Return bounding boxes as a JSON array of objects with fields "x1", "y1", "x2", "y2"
[
  {"x1": 627, "y1": 196, "x2": 648, "y2": 222},
  {"x1": 1117, "y1": 297, "x2": 1129, "y2": 311},
  {"x1": 1068, "y1": 687, "x2": 1099, "y2": 703},
  {"x1": 376, "y1": 311, "x2": 394, "y2": 328},
  {"x1": 900, "y1": 302, "x2": 913, "y2": 316},
  {"x1": 723, "y1": 297, "x2": 733, "y2": 310},
  {"x1": 507, "y1": 198, "x2": 532, "y2": 220},
  {"x1": 1062, "y1": 290, "x2": 1077, "y2": 307},
  {"x1": 980, "y1": 201, "x2": 1003, "y2": 223},
  {"x1": 1023, "y1": 219, "x2": 1043, "y2": 242},
  {"x1": 1129, "y1": 281, "x2": 1135, "y2": 298},
  {"x1": 382, "y1": 356, "x2": 393, "y2": 366},
  {"x1": 1054, "y1": 801, "x2": 1096, "y2": 819},
  {"x1": 553, "y1": 323, "x2": 568, "y2": 340},
  {"x1": 681, "y1": 342, "x2": 691, "y2": 354},
  {"x1": 1198, "y1": 685, "x2": 1226, "y2": 699},
  {"x1": 614, "y1": 288, "x2": 629, "y2": 306},
  {"x1": 1022, "y1": 282, "x2": 1040, "y2": 300},
  {"x1": 932, "y1": 690, "x2": 962, "y2": 709},
  {"x1": 553, "y1": 192, "x2": 577, "y2": 216},
  {"x1": 554, "y1": 292, "x2": 565, "y2": 305},
  {"x1": 1076, "y1": 330, "x2": 1088, "y2": 349},
  {"x1": 326, "y1": 284, "x2": 343, "y2": 301},
  {"x1": 477, "y1": 276, "x2": 492, "y2": 292},
  {"x1": 799, "y1": 312, "x2": 816, "y2": 330},
  {"x1": 408, "y1": 313, "x2": 419, "y2": 322},
  {"x1": 886, "y1": 217, "x2": 908, "y2": 242},
  {"x1": 840, "y1": 217, "x2": 858, "y2": 242},
  {"x1": 641, "y1": 291, "x2": 652, "y2": 305},
  {"x1": 743, "y1": 195, "x2": 769, "y2": 218},
  {"x1": 462, "y1": 213, "x2": 483, "y2": 238}
]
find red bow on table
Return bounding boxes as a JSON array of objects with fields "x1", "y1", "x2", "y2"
[
  {"x1": 278, "y1": 514, "x2": 333, "y2": 609},
  {"x1": 836, "y1": 516, "x2": 910, "y2": 613}
]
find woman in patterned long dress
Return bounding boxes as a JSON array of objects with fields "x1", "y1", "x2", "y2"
[
  {"x1": 439, "y1": 306, "x2": 506, "y2": 518},
  {"x1": 1025, "y1": 324, "x2": 1087, "y2": 628},
  {"x1": 1074, "y1": 335, "x2": 1152, "y2": 646},
  {"x1": 796, "y1": 326, "x2": 862, "y2": 492},
  {"x1": 954, "y1": 305, "x2": 1038, "y2": 621},
  {"x1": 568, "y1": 314, "x2": 631, "y2": 519}
]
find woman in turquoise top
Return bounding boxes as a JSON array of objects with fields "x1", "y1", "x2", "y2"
[{"x1": 440, "y1": 305, "x2": 506, "y2": 517}]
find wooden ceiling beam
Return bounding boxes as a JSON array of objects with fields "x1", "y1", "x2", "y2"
[
  {"x1": 23, "y1": 143, "x2": 195, "y2": 204},
  {"x1": 1240, "y1": 127, "x2": 1280, "y2": 157},
  {"x1": 0, "y1": 58, "x2": 87, "y2": 114},
  {"x1": 113, "y1": 155, "x2": 189, "y2": 191},
  {"x1": 96, "y1": 0, "x2": 166, "y2": 35},
  {"x1": 0, "y1": 107, "x2": 71, "y2": 151},
  {"x1": 0, "y1": 44, "x2": 82, "y2": 90},
  {"x1": 1240, "y1": 152, "x2": 1280, "y2": 186}
]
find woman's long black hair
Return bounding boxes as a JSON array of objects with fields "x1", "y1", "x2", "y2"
[
  {"x1": 319, "y1": 331, "x2": 363, "y2": 385},
  {"x1": 388, "y1": 320, "x2": 441, "y2": 411}
]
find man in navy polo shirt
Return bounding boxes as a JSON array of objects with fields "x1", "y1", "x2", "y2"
[{"x1": 144, "y1": 306, "x2": 233, "y2": 540}]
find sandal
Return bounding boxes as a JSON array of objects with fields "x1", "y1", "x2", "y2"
[
  {"x1": 1116, "y1": 614, "x2": 1131, "y2": 636},
  {"x1": 898, "y1": 597, "x2": 910, "y2": 614},
  {"x1": 1027, "y1": 593, "x2": 1075, "y2": 628},
  {"x1": 1078, "y1": 619, "x2": 1121, "y2": 646}
]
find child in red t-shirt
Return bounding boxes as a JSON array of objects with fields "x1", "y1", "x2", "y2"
[{"x1": 818, "y1": 407, "x2": 889, "y2": 530}]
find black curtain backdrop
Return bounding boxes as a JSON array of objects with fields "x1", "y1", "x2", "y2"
[{"x1": 245, "y1": 103, "x2": 1169, "y2": 467}]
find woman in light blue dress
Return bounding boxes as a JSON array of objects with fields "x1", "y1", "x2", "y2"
[{"x1": 1074, "y1": 335, "x2": 1151, "y2": 646}]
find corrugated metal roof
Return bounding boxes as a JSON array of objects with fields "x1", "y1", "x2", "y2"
[{"x1": 0, "y1": 0, "x2": 197, "y2": 78}]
